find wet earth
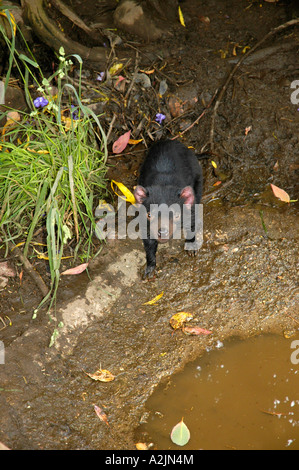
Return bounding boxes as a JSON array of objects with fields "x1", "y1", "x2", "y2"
[{"x1": 0, "y1": 0, "x2": 299, "y2": 450}]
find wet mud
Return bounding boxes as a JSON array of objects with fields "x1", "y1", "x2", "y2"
[{"x1": 0, "y1": 0, "x2": 298, "y2": 450}]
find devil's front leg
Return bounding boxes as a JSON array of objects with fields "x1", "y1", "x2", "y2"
[{"x1": 143, "y1": 238, "x2": 158, "y2": 278}]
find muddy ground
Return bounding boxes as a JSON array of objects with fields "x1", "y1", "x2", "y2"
[{"x1": 0, "y1": 0, "x2": 299, "y2": 450}]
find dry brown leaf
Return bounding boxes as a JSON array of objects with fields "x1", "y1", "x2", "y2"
[
  {"x1": 94, "y1": 405, "x2": 110, "y2": 426},
  {"x1": 136, "y1": 442, "x2": 149, "y2": 450},
  {"x1": 182, "y1": 326, "x2": 212, "y2": 336},
  {"x1": 85, "y1": 369, "x2": 115, "y2": 382},
  {"x1": 0, "y1": 261, "x2": 16, "y2": 278},
  {"x1": 61, "y1": 262, "x2": 88, "y2": 276},
  {"x1": 270, "y1": 184, "x2": 290, "y2": 203},
  {"x1": 198, "y1": 15, "x2": 210, "y2": 25}
]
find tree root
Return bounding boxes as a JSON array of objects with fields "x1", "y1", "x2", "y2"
[
  {"x1": 209, "y1": 18, "x2": 299, "y2": 152},
  {"x1": 9, "y1": 241, "x2": 49, "y2": 298},
  {"x1": 21, "y1": 0, "x2": 107, "y2": 64}
]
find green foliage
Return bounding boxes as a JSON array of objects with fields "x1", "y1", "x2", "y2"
[{"x1": 0, "y1": 13, "x2": 108, "y2": 312}]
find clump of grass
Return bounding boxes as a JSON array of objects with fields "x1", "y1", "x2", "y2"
[{"x1": 0, "y1": 11, "x2": 108, "y2": 312}]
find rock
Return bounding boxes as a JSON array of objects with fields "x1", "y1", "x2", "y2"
[
  {"x1": 114, "y1": 0, "x2": 165, "y2": 41},
  {"x1": 0, "y1": 85, "x2": 27, "y2": 126}
]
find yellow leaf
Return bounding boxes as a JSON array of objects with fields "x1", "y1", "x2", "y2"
[
  {"x1": 97, "y1": 199, "x2": 114, "y2": 213},
  {"x1": 143, "y1": 291, "x2": 164, "y2": 305},
  {"x1": 178, "y1": 6, "x2": 185, "y2": 27},
  {"x1": 111, "y1": 180, "x2": 136, "y2": 205},
  {"x1": 128, "y1": 138, "x2": 143, "y2": 145},
  {"x1": 170, "y1": 312, "x2": 193, "y2": 330},
  {"x1": 0, "y1": 11, "x2": 17, "y2": 35},
  {"x1": 242, "y1": 45, "x2": 251, "y2": 54},
  {"x1": 109, "y1": 62, "x2": 124, "y2": 76},
  {"x1": 136, "y1": 443, "x2": 149, "y2": 450},
  {"x1": 211, "y1": 160, "x2": 217, "y2": 169}
]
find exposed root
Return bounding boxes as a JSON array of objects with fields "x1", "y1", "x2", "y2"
[{"x1": 21, "y1": 0, "x2": 107, "y2": 65}]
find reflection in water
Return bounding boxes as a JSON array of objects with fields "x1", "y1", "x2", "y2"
[{"x1": 138, "y1": 335, "x2": 299, "y2": 450}]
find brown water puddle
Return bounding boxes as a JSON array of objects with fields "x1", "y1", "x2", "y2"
[{"x1": 137, "y1": 334, "x2": 299, "y2": 450}]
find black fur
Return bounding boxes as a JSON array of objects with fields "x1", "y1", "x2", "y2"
[{"x1": 134, "y1": 140, "x2": 203, "y2": 278}]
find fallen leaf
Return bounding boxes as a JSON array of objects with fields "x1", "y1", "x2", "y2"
[
  {"x1": 61, "y1": 262, "x2": 88, "y2": 275},
  {"x1": 144, "y1": 291, "x2": 164, "y2": 305},
  {"x1": 84, "y1": 369, "x2": 115, "y2": 382},
  {"x1": 94, "y1": 405, "x2": 110, "y2": 426},
  {"x1": 0, "y1": 261, "x2": 16, "y2": 277},
  {"x1": 244, "y1": 125, "x2": 252, "y2": 136},
  {"x1": 273, "y1": 161, "x2": 279, "y2": 171},
  {"x1": 0, "y1": 441, "x2": 10, "y2": 450},
  {"x1": 114, "y1": 75, "x2": 126, "y2": 91},
  {"x1": 178, "y1": 6, "x2": 186, "y2": 27},
  {"x1": 128, "y1": 138, "x2": 143, "y2": 145},
  {"x1": 270, "y1": 184, "x2": 290, "y2": 203},
  {"x1": 168, "y1": 96, "x2": 184, "y2": 118},
  {"x1": 7, "y1": 111, "x2": 20, "y2": 122},
  {"x1": 109, "y1": 62, "x2": 124, "y2": 76},
  {"x1": 135, "y1": 73, "x2": 151, "y2": 88},
  {"x1": 171, "y1": 418, "x2": 190, "y2": 446},
  {"x1": 213, "y1": 181, "x2": 222, "y2": 187},
  {"x1": 170, "y1": 312, "x2": 193, "y2": 330},
  {"x1": 182, "y1": 326, "x2": 212, "y2": 336},
  {"x1": 211, "y1": 160, "x2": 217, "y2": 168},
  {"x1": 96, "y1": 199, "x2": 114, "y2": 213},
  {"x1": 159, "y1": 80, "x2": 168, "y2": 97},
  {"x1": 139, "y1": 69, "x2": 155, "y2": 75},
  {"x1": 198, "y1": 15, "x2": 210, "y2": 25},
  {"x1": 136, "y1": 442, "x2": 149, "y2": 450},
  {"x1": 112, "y1": 130, "x2": 131, "y2": 154},
  {"x1": 111, "y1": 179, "x2": 136, "y2": 204},
  {"x1": 242, "y1": 45, "x2": 251, "y2": 54}
]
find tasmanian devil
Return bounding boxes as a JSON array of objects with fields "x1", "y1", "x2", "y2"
[{"x1": 134, "y1": 139, "x2": 203, "y2": 278}]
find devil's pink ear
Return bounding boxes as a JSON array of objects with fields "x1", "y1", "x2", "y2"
[
  {"x1": 134, "y1": 185, "x2": 148, "y2": 204},
  {"x1": 180, "y1": 186, "x2": 195, "y2": 207}
]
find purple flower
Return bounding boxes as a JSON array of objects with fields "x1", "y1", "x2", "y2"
[
  {"x1": 96, "y1": 72, "x2": 105, "y2": 82},
  {"x1": 71, "y1": 104, "x2": 79, "y2": 120},
  {"x1": 155, "y1": 113, "x2": 166, "y2": 124},
  {"x1": 33, "y1": 96, "x2": 49, "y2": 108}
]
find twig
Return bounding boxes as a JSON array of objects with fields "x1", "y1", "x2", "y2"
[
  {"x1": 172, "y1": 88, "x2": 218, "y2": 140},
  {"x1": 106, "y1": 113, "x2": 117, "y2": 143},
  {"x1": 209, "y1": 18, "x2": 299, "y2": 151},
  {"x1": 124, "y1": 51, "x2": 140, "y2": 106},
  {"x1": 284, "y1": 313, "x2": 299, "y2": 326}
]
